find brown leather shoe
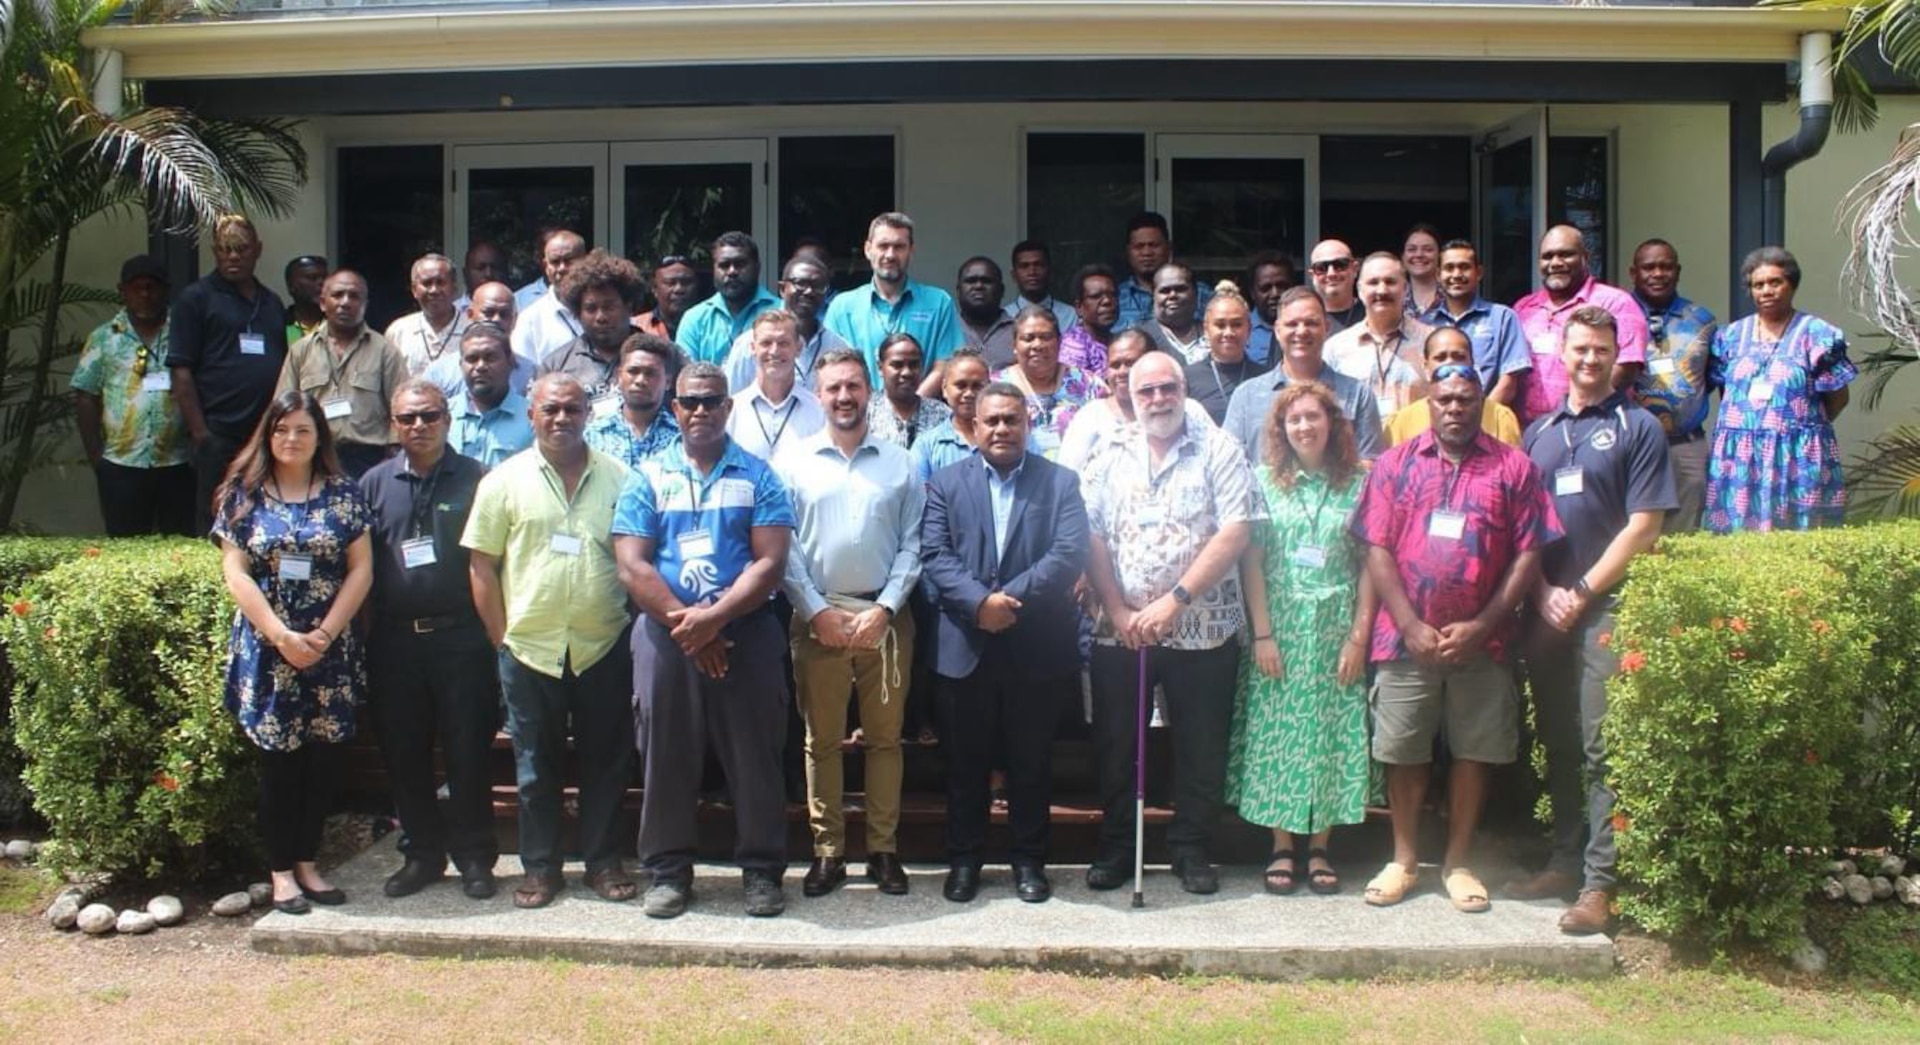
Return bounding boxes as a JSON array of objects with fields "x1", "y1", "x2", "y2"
[
  {"x1": 1504, "y1": 868, "x2": 1581, "y2": 901},
  {"x1": 1559, "y1": 889, "x2": 1614, "y2": 935},
  {"x1": 803, "y1": 857, "x2": 847, "y2": 898},
  {"x1": 866, "y1": 852, "x2": 910, "y2": 895}
]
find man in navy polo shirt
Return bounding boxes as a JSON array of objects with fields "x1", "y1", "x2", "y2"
[{"x1": 613, "y1": 362, "x2": 796, "y2": 920}]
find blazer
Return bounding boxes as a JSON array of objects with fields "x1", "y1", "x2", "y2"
[{"x1": 920, "y1": 452, "x2": 1087, "y2": 681}]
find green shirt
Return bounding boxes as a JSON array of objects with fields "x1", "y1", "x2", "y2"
[
  {"x1": 69, "y1": 310, "x2": 187, "y2": 468},
  {"x1": 460, "y1": 445, "x2": 631, "y2": 678}
]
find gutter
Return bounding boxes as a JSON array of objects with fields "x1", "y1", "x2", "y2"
[{"x1": 1760, "y1": 31, "x2": 1835, "y2": 249}]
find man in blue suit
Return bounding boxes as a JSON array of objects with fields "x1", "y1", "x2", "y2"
[{"x1": 921, "y1": 382, "x2": 1088, "y2": 904}]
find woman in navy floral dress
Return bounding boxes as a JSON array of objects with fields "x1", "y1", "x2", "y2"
[{"x1": 212, "y1": 390, "x2": 373, "y2": 914}]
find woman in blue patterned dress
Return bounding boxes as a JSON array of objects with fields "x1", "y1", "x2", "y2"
[
  {"x1": 1704, "y1": 246, "x2": 1857, "y2": 533},
  {"x1": 213, "y1": 390, "x2": 373, "y2": 914}
]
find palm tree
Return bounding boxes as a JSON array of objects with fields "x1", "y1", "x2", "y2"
[{"x1": 0, "y1": 0, "x2": 306, "y2": 528}]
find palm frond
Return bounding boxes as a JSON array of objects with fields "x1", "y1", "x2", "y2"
[
  {"x1": 190, "y1": 116, "x2": 307, "y2": 221},
  {"x1": 1850, "y1": 423, "x2": 1920, "y2": 518},
  {"x1": 1850, "y1": 332, "x2": 1920, "y2": 410},
  {"x1": 1839, "y1": 122, "x2": 1920, "y2": 355},
  {"x1": 1835, "y1": 60, "x2": 1881, "y2": 135},
  {"x1": 0, "y1": 278, "x2": 117, "y2": 334}
]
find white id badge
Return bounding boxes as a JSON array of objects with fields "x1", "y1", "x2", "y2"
[
  {"x1": 1748, "y1": 380, "x2": 1776, "y2": 405},
  {"x1": 239, "y1": 333, "x2": 266, "y2": 356},
  {"x1": 549, "y1": 533, "x2": 583, "y2": 556},
  {"x1": 1134, "y1": 506, "x2": 1164, "y2": 529},
  {"x1": 1554, "y1": 467, "x2": 1586, "y2": 497},
  {"x1": 401, "y1": 537, "x2": 437, "y2": 569},
  {"x1": 140, "y1": 372, "x2": 172, "y2": 393},
  {"x1": 1291, "y1": 545, "x2": 1327, "y2": 569},
  {"x1": 677, "y1": 528, "x2": 715, "y2": 559},
  {"x1": 592, "y1": 393, "x2": 620, "y2": 419},
  {"x1": 277, "y1": 553, "x2": 312, "y2": 582},
  {"x1": 1649, "y1": 356, "x2": 1677, "y2": 377},
  {"x1": 1428, "y1": 510, "x2": 1467, "y2": 540},
  {"x1": 1376, "y1": 395, "x2": 1397, "y2": 420},
  {"x1": 322, "y1": 398, "x2": 352, "y2": 420}
]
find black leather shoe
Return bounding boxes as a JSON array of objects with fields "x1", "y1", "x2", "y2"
[
  {"x1": 272, "y1": 894, "x2": 310, "y2": 915},
  {"x1": 1012, "y1": 863, "x2": 1052, "y2": 904},
  {"x1": 803, "y1": 857, "x2": 848, "y2": 898},
  {"x1": 866, "y1": 852, "x2": 910, "y2": 896},
  {"x1": 456, "y1": 861, "x2": 497, "y2": 900},
  {"x1": 1172, "y1": 852, "x2": 1219, "y2": 895},
  {"x1": 383, "y1": 858, "x2": 446, "y2": 899},
  {"x1": 299, "y1": 883, "x2": 347, "y2": 906},
  {"x1": 943, "y1": 864, "x2": 981, "y2": 903},
  {"x1": 1085, "y1": 857, "x2": 1131, "y2": 891}
]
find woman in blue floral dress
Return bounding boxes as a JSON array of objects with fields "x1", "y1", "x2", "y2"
[
  {"x1": 993, "y1": 305, "x2": 1108, "y2": 458},
  {"x1": 213, "y1": 389, "x2": 373, "y2": 914},
  {"x1": 1704, "y1": 246, "x2": 1857, "y2": 533}
]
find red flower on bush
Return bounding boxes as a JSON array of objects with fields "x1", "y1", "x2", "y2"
[
  {"x1": 1729, "y1": 617, "x2": 1749, "y2": 634},
  {"x1": 1805, "y1": 749, "x2": 1820, "y2": 765},
  {"x1": 82, "y1": 547, "x2": 100, "y2": 558},
  {"x1": 1812, "y1": 620, "x2": 1832, "y2": 635},
  {"x1": 1620, "y1": 650, "x2": 1647, "y2": 673},
  {"x1": 152, "y1": 772, "x2": 178, "y2": 792},
  {"x1": 9, "y1": 599, "x2": 27, "y2": 617},
  {"x1": 1597, "y1": 631, "x2": 1613, "y2": 650},
  {"x1": 1611, "y1": 813, "x2": 1631, "y2": 833}
]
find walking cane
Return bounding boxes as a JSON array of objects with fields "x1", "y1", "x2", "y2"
[{"x1": 1132, "y1": 643, "x2": 1148, "y2": 909}]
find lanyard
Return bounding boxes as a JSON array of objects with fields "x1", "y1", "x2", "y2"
[
  {"x1": 1208, "y1": 357, "x2": 1248, "y2": 400},
  {"x1": 1556, "y1": 404, "x2": 1627, "y2": 470},
  {"x1": 796, "y1": 329, "x2": 825, "y2": 385},
  {"x1": 1370, "y1": 329, "x2": 1404, "y2": 397},
  {"x1": 423, "y1": 315, "x2": 460, "y2": 363},
  {"x1": 1303, "y1": 472, "x2": 1336, "y2": 535},
  {"x1": 753, "y1": 396, "x2": 797, "y2": 452},
  {"x1": 1437, "y1": 450, "x2": 1468, "y2": 511},
  {"x1": 320, "y1": 329, "x2": 362, "y2": 393},
  {"x1": 408, "y1": 456, "x2": 446, "y2": 539}
]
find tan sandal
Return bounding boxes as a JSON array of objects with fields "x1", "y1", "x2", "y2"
[
  {"x1": 1363, "y1": 862, "x2": 1418, "y2": 907},
  {"x1": 1442, "y1": 866, "x2": 1491, "y2": 913}
]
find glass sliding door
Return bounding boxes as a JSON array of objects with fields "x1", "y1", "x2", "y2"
[
  {"x1": 1475, "y1": 110, "x2": 1548, "y2": 305},
  {"x1": 612, "y1": 139, "x2": 767, "y2": 276},
  {"x1": 452, "y1": 143, "x2": 608, "y2": 294},
  {"x1": 1155, "y1": 134, "x2": 1317, "y2": 290}
]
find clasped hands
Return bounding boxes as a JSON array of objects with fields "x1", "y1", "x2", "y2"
[
  {"x1": 1108, "y1": 593, "x2": 1182, "y2": 650},
  {"x1": 270, "y1": 627, "x2": 330, "y2": 670},
  {"x1": 667, "y1": 604, "x2": 734, "y2": 679},
  {"x1": 1401, "y1": 617, "x2": 1492, "y2": 666}
]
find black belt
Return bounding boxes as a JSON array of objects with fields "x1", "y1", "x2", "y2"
[
  {"x1": 1668, "y1": 429, "x2": 1706, "y2": 445},
  {"x1": 405, "y1": 614, "x2": 471, "y2": 634}
]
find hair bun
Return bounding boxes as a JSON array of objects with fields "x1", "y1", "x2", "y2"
[{"x1": 1214, "y1": 279, "x2": 1245, "y2": 301}]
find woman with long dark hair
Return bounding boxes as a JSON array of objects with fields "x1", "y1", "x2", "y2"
[{"x1": 212, "y1": 389, "x2": 373, "y2": 914}]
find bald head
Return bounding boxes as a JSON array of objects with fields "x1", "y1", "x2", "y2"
[{"x1": 1539, "y1": 225, "x2": 1590, "y2": 296}]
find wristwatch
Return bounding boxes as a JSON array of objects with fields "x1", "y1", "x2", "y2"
[{"x1": 1171, "y1": 584, "x2": 1193, "y2": 606}]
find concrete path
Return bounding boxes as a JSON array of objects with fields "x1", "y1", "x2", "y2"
[{"x1": 251, "y1": 836, "x2": 1613, "y2": 980}]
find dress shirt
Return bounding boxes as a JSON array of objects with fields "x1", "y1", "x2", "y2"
[
  {"x1": 1513, "y1": 277, "x2": 1649, "y2": 424},
  {"x1": 71, "y1": 310, "x2": 186, "y2": 468},
  {"x1": 383, "y1": 309, "x2": 472, "y2": 375},
  {"x1": 722, "y1": 323, "x2": 851, "y2": 397},
  {"x1": 1246, "y1": 314, "x2": 1276, "y2": 367},
  {"x1": 676, "y1": 285, "x2": 783, "y2": 365},
  {"x1": 511, "y1": 291, "x2": 583, "y2": 364},
  {"x1": 822, "y1": 278, "x2": 965, "y2": 385},
  {"x1": 512, "y1": 277, "x2": 546, "y2": 312},
  {"x1": 1324, "y1": 315, "x2": 1436, "y2": 421},
  {"x1": 774, "y1": 429, "x2": 925, "y2": 618},
  {"x1": 725, "y1": 383, "x2": 826, "y2": 461},
  {"x1": 277, "y1": 326, "x2": 410, "y2": 448},
  {"x1": 985, "y1": 455, "x2": 1025, "y2": 566},
  {"x1": 447, "y1": 390, "x2": 534, "y2": 469},
  {"x1": 1428, "y1": 296, "x2": 1533, "y2": 394}
]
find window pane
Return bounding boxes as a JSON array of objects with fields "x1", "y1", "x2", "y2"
[
  {"x1": 1170, "y1": 156, "x2": 1305, "y2": 290},
  {"x1": 1549, "y1": 136, "x2": 1611, "y2": 282},
  {"x1": 1319, "y1": 135, "x2": 1470, "y2": 258},
  {"x1": 779, "y1": 136, "x2": 895, "y2": 290},
  {"x1": 1482, "y1": 139, "x2": 1536, "y2": 306},
  {"x1": 1026, "y1": 133, "x2": 1144, "y2": 301},
  {"x1": 337, "y1": 144, "x2": 443, "y2": 331},
  {"x1": 467, "y1": 166, "x2": 596, "y2": 292},
  {"x1": 623, "y1": 162, "x2": 754, "y2": 272}
]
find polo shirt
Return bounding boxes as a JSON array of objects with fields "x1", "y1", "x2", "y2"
[
  {"x1": 584, "y1": 405, "x2": 681, "y2": 468},
  {"x1": 1428, "y1": 296, "x2": 1533, "y2": 394},
  {"x1": 1513, "y1": 276, "x2": 1650, "y2": 424},
  {"x1": 611, "y1": 438, "x2": 796, "y2": 607},
  {"x1": 1351, "y1": 430, "x2": 1562, "y2": 664},
  {"x1": 1324, "y1": 315, "x2": 1436, "y2": 420},
  {"x1": 1631, "y1": 292, "x2": 1718, "y2": 437},
  {"x1": 359, "y1": 449, "x2": 487, "y2": 626},
  {"x1": 535, "y1": 337, "x2": 622, "y2": 408},
  {"x1": 1116, "y1": 276, "x2": 1212, "y2": 333},
  {"x1": 512, "y1": 291, "x2": 583, "y2": 364},
  {"x1": 447, "y1": 390, "x2": 534, "y2": 469},
  {"x1": 71, "y1": 311, "x2": 186, "y2": 469},
  {"x1": 773, "y1": 429, "x2": 924, "y2": 618},
  {"x1": 164, "y1": 273, "x2": 289, "y2": 439},
  {"x1": 460, "y1": 445, "x2": 631, "y2": 678},
  {"x1": 822, "y1": 278, "x2": 965, "y2": 385},
  {"x1": 276, "y1": 327, "x2": 411, "y2": 448},
  {"x1": 962, "y1": 313, "x2": 1019, "y2": 371},
  {"x1": 722, "y1": 323, "x2": 851, "y2": 397},
  {"x1": 1002, "y1": 295, "x2": 1079, "y2": 334},
  {"x1": 1522, "y1": 392, "x2": 1676, "y2": 591},
  {"x1": 1222, "y1": 363, "x2": 1386, "y2": 464},
  {"x1": 676, "y1": 285, "x2": 782, "y2": 366},
  {"x1": 383, "y1": 309, "x2": 471, "y2": 375},
  {"x1": 725, "y1": 383, "x2": 825, "y2": 461}
]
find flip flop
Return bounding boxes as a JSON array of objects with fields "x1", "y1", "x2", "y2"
[
  {"x1": 1442, "y1": 866, "x2": 1492, "y2": 913},
  {"x1": 1363, "y1": 862, "x2": 1418, "y2": 907}
]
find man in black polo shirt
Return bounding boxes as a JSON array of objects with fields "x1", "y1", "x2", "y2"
[
  {"x1": 1509, "y1": 305, "x2": 1674, "y2": 934},
  {"x1": 358, "y1": 378, "x2": 499, "y2": 900},
  {"x1": 167, "y1": 214, "x2": 291, "y2": 533}
]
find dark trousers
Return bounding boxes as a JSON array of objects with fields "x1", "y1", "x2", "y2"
[
  {"x1": 1524, "y1": 608, "x2": 1620, "y2": 892},
  {"x1": 192, "y1": 431, "x2": 246, "y2": 535},
  {"x1": 369, "y1": 623, "x2": 501, "y2": 870},
  {"x1": 634, "y1": 611, "x2": 789, "y2": 882},
  {"x1": 938, "y1": 660, "x2": 1069, "y2": 868},
  {"x1": 1089, "y1": 641, "x2": 1240, "y2": 857},
  {"x1": 336, "y1": 442, "x2": 390, "y2": 480},
  {"x1": 94, "y1": 460, "x2": 195, "y2": 537},
  {"x1": 258, "y1": 741, "x2": 343, "y2": 871},
  {"x1": 499, "y1": 638, "x2": 634, "y2": 878}
]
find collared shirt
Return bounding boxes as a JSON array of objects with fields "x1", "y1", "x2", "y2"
[
  {"x1": 1325, "y1": 315, "x2": 1436, "y2": 421},
  {"x1": 1222, "y1": 363, "x2": 1386, "y2": 464},
  {"x1": 677, "y1": 285, "x2": 783, "y2": 365},
  {"x1": 722, "y1": 323, "x2": 851, "y2": 397},
  {"x1": 1059, "y1": 398, "x2": 1217, "y2": 506},
  {"x1": 511, "y1": 291, "x2": 583, "y2": 364},
  {"x1": 71, "y1": 310, "x2": 187, "y2": 468},
  {"x1": 985, "y1": 455, "x2": 1025, "y2": 566},
  {"x1": 164, "y1": 273, "x2": 290, "y2": 439},
  {"x1": 383, "y1": 309, "x2": 472, "y2": 375},
  {"x1": 962, "y1": 312, "x2": 1020, "y2": 371},
  {"x1": 285, "y1": 314, "x2": 321, "y2": 350},
  {"x1": 1247, "y1": 314, "x2": 1276, "y2": 368},
  {"x1": 866, "y1": 394, "x2": 951, "y2": 450},
  {"x1": 425, "y1": 349, "x2": 536, "y2": 402},
  {"x1": 513, "y1": 277, "x2": 547, "y2": 311},
  {"x1": 278, "y1": 326, "x2": 410, "y2": 447},
  {"x1": 359, "y1": 449, "x2": 487, "y2": 625},
  {"x1": 822, "y1": 278, "x2": 965, "y2": 385},
  {"x1": 1428, "y1": 296, "x2": 1533, "y2": 394},
  {"x1": 1632, "y1": 292, "x2": 1718, "y2": 437},
  {"x1": 447, "y1": 390, "x2": 534, "y2": 469},
  {"x1": 585, "y1": 405, "x2": 681, "y2": 468},
  {"x1": 1523, "y1": 391, "x2": 1676, "y2": 591},
  {"x1": 612, "y1": 438, "x2": 795, "y2": 606},
  {"x1": 774, "y1": 429, "x2": 924, "y2": 618},
  {"x1": 913, "y1": 419, "x2": 1042, "y2": 484},
  {"x1": 1059, "y1": 324, "x2": 1109, "y2": 377},
  {"x1": 536, "y1": 337, "x2": 622, "y2": 411},
  {"x1": 1145, "y1": 322, "x2": 1209, "y2": 364},
  {"x1": 1351, "y1": 430, "x2": 1562, "y2": 664},
  {"x1": 1088, "y1": 420, "x2": 1261, "y2": 650},
  {"x1": 1385, "y1": 398, "x2": 1525, "y2": 449},
  {"x1": 1513, "y1": 276, "x2": 1650, "y2": 424},
  {"x1": 633, "y1": 310, "x2": 674, "y2": 340},
  {"x1": 725, "y1": 383, "x2": 826, "y2": 461},
  {"x1": 1116, "y1": 277, "x2": 1212, "y2": 333},
  {"x1": 460, "y1": 446, "x2": 632, "y2": 678},
  {"x1": 1003, "y1": 295, "x2": 1079, "y2": 334}
]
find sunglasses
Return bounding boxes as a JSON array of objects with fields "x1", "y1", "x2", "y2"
[
  {"x1": 1133, "y1": 381, "x2": 1182, "y2": 401},
  {"x1": 133, "y1": 343, "x2": 149, "y2": 379},
  {"x1": 674, "y1": 393, "x2": 728, "y2": 413},
  {"x1": 1309, "y1": 258, "x2": 1355, "y2": 274},
  {"x1": 657, "y1": 254, "x2": 694, "y2": 269},
  {"x1": 1431, "y1": 363, "x2": 1480, "y2": 387},
  {"x1": 394, "y1": 410, "x2": 446, "y2": 427}
]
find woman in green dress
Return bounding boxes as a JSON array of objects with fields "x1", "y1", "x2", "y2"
[{"x1": 1228, "y1": 379, "x2": 1376, "y2": 895}]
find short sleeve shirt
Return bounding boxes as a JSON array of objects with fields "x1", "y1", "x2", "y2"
[
  {"x1": 1429, "y1": 297, "x2": 1533, "y2": 393},
  {"x1": 383, "y1": 310, "x2": 471, "y2": 375},
  {"x1": 447, "y1": 390, "x2": 535, "y2": 470},
  {"x1": 70, "y1": 311, "x2": 187, "y2": 468},
  {"x1": 585, "y1": 406, "x2": 682, "y2": 468},
  {"x1": 1513, "y1": 277, "x2": 1650, "y2": 424},
  {"x1": 1523, "y1": 393, "x2": 1676, "y2": 590},
  {"x1": 1632, "y1": 293, "x2": 1718, "y2": 437},
  {"x1": 1324, "y1": 315, "x2": 1436, "y2": 419},
  {"x1": 611, "y1": 438, "x2": 796, "y2": 606},
  {"x1": 822, "y1": 279, "x2": 966, "y2": 385},
  {"x1": 536, "y1": 338, "x2": 622, "y2": 409},
  {"x1": 676, "y1": 286, "x2": 783, "y2": 366},
  {"x1": 164, "y1": 273, "x2": 290, "y2": 438},
  {"x1": 276, "y1": 327, "x2": 411, "y2": 447}
]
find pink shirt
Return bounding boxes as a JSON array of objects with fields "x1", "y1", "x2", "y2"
[
  {"x1": 1512, "y1": 276, "x2": 1648, "y2": 425},
  {"x1": 1351, "y1": 430, "x2": 1561, "y2": 663}
]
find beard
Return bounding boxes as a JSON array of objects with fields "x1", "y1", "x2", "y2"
[{"x1": 1140, "y1": 407, "x2": 1184, "y2": 440}]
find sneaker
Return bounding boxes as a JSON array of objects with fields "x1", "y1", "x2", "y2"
[
  {"x1": 743, "y1": 870, "x2": 787, "y2": 918},
  {"x1": 642, "y1": 879, "x2": 691, "y2": 919}
]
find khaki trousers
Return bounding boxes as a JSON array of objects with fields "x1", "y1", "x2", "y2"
[{"x1": 790, "y1": 609, "x2": 915, "y2": 857}]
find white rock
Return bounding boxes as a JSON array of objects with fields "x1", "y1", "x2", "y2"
[
  {"x1": 115, "y1": 910, "x2": 156, "y2": 935},
  {"x1": 1789, "y1": 936, "x2": 1829, "y2": 976},
  {"x1": 210, "y1": 891, "x2": 252, "y2": 917},
  {"x1": 76, "y1": 903, "x2": 116, "y2": 935},
  {"x1": 1873, "y1": 876, "x2": 1896, "y2": 901},
  {"x1": 1897, "y1": 876, "x2": 1920, "y2": 907},
  {"x1": 45, "y1": 893, "x2": 81, "y2": 930},
  {"x1": 1822, "y1": 877, "x2": 1847, "y2": 902},
  {"x1": 247, "y1": 882, "x2": 272, "y2": 908},
  {"x1": 1843, "y1": 874, "x2": 1875, "y2": 905},
  {"x1": 3, "y1": 839, "x2": 30, "y2": 861},
  {"x1": 1834, "y1": 859, "x2": 1859, "y2": 877},
  {"x1": 146, "y1": 895, "x2": 184, "y2": 926},
  {"x1": 1879, "y1": 855, "x2": 1908, "y2": 879}
]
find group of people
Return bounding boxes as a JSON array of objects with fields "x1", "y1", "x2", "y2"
[{"x1": 73, "y1": 205, "x2": 1854, "y2": 932}]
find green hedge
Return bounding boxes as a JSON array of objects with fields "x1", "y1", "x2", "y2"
[
  {"x1": 1608, "y1": 521, "x2": 1920, "y2": 954},
  {"x1": 0, "y1": 537, "x2": 113, "y2": 826}
]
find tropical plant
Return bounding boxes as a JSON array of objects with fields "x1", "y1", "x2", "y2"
[{"x1": 0, "y1": 0, "x2": 307, "y2": 529}]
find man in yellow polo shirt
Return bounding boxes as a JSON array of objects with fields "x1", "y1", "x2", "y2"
[
  {"x1": 462, "y1": 373, "x2": 634, "y2": 910},
  {"x1": 1385, "y1": 328, "x2": 1524, "y2": 448}
]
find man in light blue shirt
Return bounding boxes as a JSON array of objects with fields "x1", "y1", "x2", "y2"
[
  {"x1": 676, "y1": 231, "x2": 782, "y2": 366},
  {"x1": 722, "y1": 255, "x2": 852, "y2": 393},
  {"x1": 1431, "y1": 240, "x2": 1531, "y2": 408},
  {"x1": 1115, "y1": 212, "x2": 1212, "y2": 333},
  {"x1": 444, "y1": 324, "x2": 533, "y2": 469},
  {"x1": 822, "y1": 212, "x2": 964, "y2": 395},
  {"x1": 1003, "y1": 240, "x2": 1078, "y2": 334}
]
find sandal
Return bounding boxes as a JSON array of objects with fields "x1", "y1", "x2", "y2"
[
  {"x1": 1363, "y1": 862, "x2": 1418, "y2": 907},
  {"x1": 585, "y1": 867, "x2": 639, "y2": 903},
  {"x1": 1263, "y1": 850, "x2": 1299, "y2": 896},
  {"x1": 512, "y1": 872, "x2": 564, "y2": 909},
  {"x1": 1442, "y1": 866, "x2": 1491, "y2": 914},
  {"x1": 1306, "y1": 847, "x2": 1340, "y2": 895}
]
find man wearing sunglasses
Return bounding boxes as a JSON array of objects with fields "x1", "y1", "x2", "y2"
[
  {"x1": 1307, "y1": 240, "x2": 1366, "y2": 333},
  {"x1": 72, "y1": 254, "x2": 195, "y2": 536},
  {"x1": 636, "y1": 255, "x2": 699, "y2": 341}
]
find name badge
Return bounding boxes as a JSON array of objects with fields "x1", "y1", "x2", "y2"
[
  {"x1": 677, "y1": 528, "x2": 715, "y2": 559},
  {"x1": 277, "y1": 553, "x2": 312, "y2": 582},
  {"x1": 1428, "y1": 510, "x2": 1467, "y2": 540},
  {"x1": 1291, "y1": 545, "x2": 1327, "y2": 569},
  {"x1": 1748, "y1": 379, "x2": 1775, "y2": 405},
  {"x1": 323, "y1": 398, "x2": 352, "y2": 420},
  {"x1": 1376, "y1": 395, "x2": 1397, "y2": 420},
  {"x1": 1648, "y1": 356, "x2": 1677, "y2": 378},
  {"x1": 140, "y1": 372, "x2": 172, "y2": 393},
  {"x1": 401, "y1": 537, "x2": 437, "y2": 569},
  {"x1": 549, "y1": 533, "x2": 583, "y2": 556},
  {"x1": 1134, "y1": 506, "x2": 1164, "y2": 529},
  {"x1": 239, "y1": 333, "x2": 266, "y2": 356},
  {"x1": 592, "y1": 393, "x2": 620, "y2": 419},
  {"x1": 1554, "y1": 467, "x2": 1586, "y2": 497}
]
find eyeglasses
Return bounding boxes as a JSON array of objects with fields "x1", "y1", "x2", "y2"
[
  {"x1": 394, "y1": 410, "x2": 446, "y2": 427},
  {"x1": 1133, "y1": 381, "x2": 1182, "y2": 401},
  {"x1": 674, "y1": 393, "x2": 728, "y2": 413},
  {"x1": 1308, "y1": 258, "x2": 1355, "y2": 274},
  {"x1": 1430, "y1": 363, "x2": 1480, "y2": 387},
  {"x1": 657, "y1": 255, "x2": 693, "y2": 270}
]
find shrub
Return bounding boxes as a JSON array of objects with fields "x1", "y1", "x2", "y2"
[{"x1": 0, "y1": 537, "x2": 109, "y2": 826}]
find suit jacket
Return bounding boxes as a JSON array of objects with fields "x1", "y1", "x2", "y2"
[{"x1": 920, "y1": 452, "x2": 1087, "y2": 681}]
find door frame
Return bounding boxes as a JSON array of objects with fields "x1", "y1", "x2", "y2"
[
  {"x1": 1472, "y1": 108, "x2": 1549, "y2": 299},
  {"x1": 449, "y1": 141, "x2": 611, "y2": 280}
]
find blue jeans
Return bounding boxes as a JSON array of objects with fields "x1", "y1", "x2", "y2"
[{"x1": 499, "y1": 637, "x2": 634, "y2": 877}]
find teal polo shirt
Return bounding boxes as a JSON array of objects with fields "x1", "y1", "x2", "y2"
[
  {"x1": 822, "y1": 278, "x2": 965, "y2": 385},
  {"x1": 676, "y1": 285, "x2": 782, "y2": 366}
]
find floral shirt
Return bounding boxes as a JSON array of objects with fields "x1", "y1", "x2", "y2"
[
  {"x1": 992, "y1": 363, "x2": 1109, "y2": 458},
  {"x1": 585, "y1": 406, "x2": 682, "y2": 468},
  {"x1": 1633, "y1": 292, "x2": 1718, "y2": 437},
  {"x1": 70, "y1": 311, "x2": 187, "y2": 468},
  {"x1": 866, "y1": 395, "x2": 952, "y2": 451}
]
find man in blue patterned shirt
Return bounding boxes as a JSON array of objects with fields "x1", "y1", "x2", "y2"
[
  {"x1": 585, "y1": 333, "x2": 682, "y2": 467},
  {"x1": 1628, "y1": 239, "x2": 1717, "y2": 532}
]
